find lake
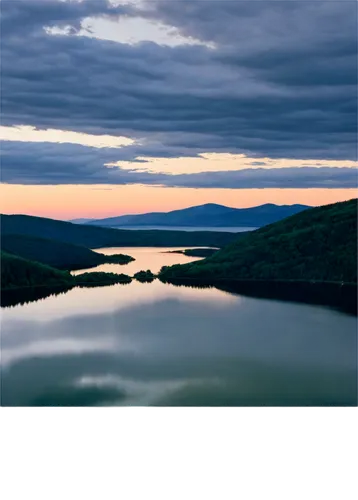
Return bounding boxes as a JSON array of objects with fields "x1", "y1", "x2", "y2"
[
  {"x1": 1, "y1": 247, "x2": 357, "y2": 406},
  {"x1": 72, "y1": 246, "x2": 206, "y2": 275}
]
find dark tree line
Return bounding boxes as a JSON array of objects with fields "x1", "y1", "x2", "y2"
[{"x1": 1, "y1": 234, "x2": 134, "y2": 271}]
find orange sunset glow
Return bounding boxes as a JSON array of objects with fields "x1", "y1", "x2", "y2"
[{"x1": 0, "y1": 184, "x2": 356, "y2": 220}]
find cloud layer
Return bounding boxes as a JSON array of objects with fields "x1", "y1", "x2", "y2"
[
  {"x1": 1, "y1": 141, "x2": 356, "y2": 189},
  {"x1": 1, "y1": 0, "x2": 357, "y2": 187}
]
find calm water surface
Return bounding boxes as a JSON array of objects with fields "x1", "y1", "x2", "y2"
[
  {"x1": 1, "y1": 247, "x2": 357, "y2": 406},
  {"x1": 72, "y1": 246, "x2": 205, "y2": 275}
]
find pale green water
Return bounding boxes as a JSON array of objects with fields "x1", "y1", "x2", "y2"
[{"x1": 1, "y1": 248, "x2": 357, "y2": 406}]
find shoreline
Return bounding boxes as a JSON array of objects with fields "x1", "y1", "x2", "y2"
[
  {"x1": 2, "y1": 277, "x2": 357, "y2": 315},
  {"x1": 159, "y1": 278, "x2": 358, "y2": 316}
]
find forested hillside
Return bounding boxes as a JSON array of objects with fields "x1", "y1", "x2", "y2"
[
  {"x1": 1, "y1": 252, "x2": 132, "y2": 291},
  {"x1": 1, "y1": 251, "x2": 74, "y2": 290},
  {"x1": 160, "y1": 199, "x2": 357, "y2": 283},
  {"x1": 1, "y1": 234, "x2": 133, "y2": 270}
]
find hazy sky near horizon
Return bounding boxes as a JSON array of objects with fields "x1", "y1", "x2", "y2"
[{"x1": 0, "y1": 0, "x2": 357, "y2": 218}]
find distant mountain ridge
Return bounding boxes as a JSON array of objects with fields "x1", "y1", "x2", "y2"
[
  {"x1": 79, "y1": 203, "x2": 310, "y2": 228},
  {"x1": 71, "y1": 218, "x2": 93, "y2": 224},
  {"x1": 0, "y1": 213, "x2": 238, "y2": 249}
]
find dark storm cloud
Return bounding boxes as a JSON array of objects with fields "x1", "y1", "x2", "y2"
[
  {"x1": 0, "y1": 0, "x2": 357, "y2": 186},
  {"x1": 1, "y1": 2, "x2": 356, "y2": 145},
  {"x1": 145, "y1": 1, "x2": 357, "y2": 53},
  {"x1": 0, "y1": 0, "x2": 133, "y2": 36},
  {"x1": 0, "y1": 141, "x2": 161, "y2": 185},
  {"x1": 1, "y1": 141, "x2": 356, "y2": 189},
  {"x1": 162, "y1": 167, "x2": 358, "y2": 190}
]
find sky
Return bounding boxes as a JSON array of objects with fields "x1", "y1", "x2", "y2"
[{"x1": 0, "y1": 0, "x2": 357, "y2": 219}]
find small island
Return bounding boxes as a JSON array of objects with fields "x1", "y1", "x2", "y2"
[
  {"x1": 166, "y1": 248, "x2": 218, "y2": 258},
  {"x1": 134, "y1": 270, "x2": 156, "y2": 283},
  {"x1": 101, "y1": 253, "x2": 135, "y2": 265},
  {"x1": 75, "y1": 272, "x2": 132, "y2": 287}
]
